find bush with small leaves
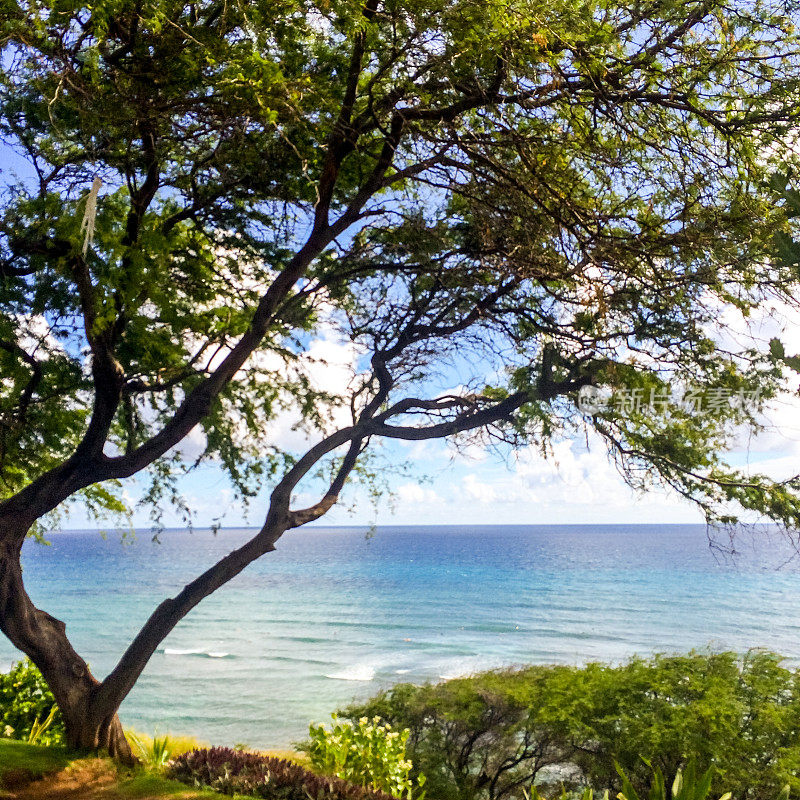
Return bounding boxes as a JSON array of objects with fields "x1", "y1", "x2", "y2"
[
  {"x1": 126, "y1": 730, "x2": 205, "y2": 771},
  {"x1": 0, "y1": 660, "x2": 64, "y2": 746},
  {"x1": 614, "y1": 760, "x2": 791, "y2": 800},
  {"x1": 524, "y1": 787, "x2": 603, "y2": 800},
  {"x1": 523, "y1": 762, "x2": 791, "y2": 800},
  {"x1": 304, "y1": 715, "x2": 425, "y2": 799}
]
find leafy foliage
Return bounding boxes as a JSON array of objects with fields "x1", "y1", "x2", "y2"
[
  {"x1": 304, "y1": 715, "x2": 425, "y2": 799},
  {"x1": 525, "y1": 789, "x2": 605, "y2": 800},
  {"x1": 5, "y1": 0, "x2": 800, "y2": 754},
  {"x1": 614, "y1": 760, "x2": 725, "y2": 800},
  {"x1": 168, "y1": 747, "x2": 405, "y2": 800},
  {"x1": 615, "y1": 759, "x2": 791, "y2": 800},
  {"x1": 25, "y1": 704, "x2": 58, "y2": 745},
  {"x1": 2, "y1": 0, "x2": 800, "y2": 530},
  {"x1": 126, "y1": 729, "x2": 206, "y2": 771},
  {"x1": 342, "y1": 652, "x2": 800, "y2": 800},
  {"x1": 525, "y1": 761, "x2": 791, "y2": 800},
  {"x1": 0, "y1": 660, "x2": 64, "y2": 747}
]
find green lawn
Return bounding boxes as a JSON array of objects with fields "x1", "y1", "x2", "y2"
[
  {"x1": 113, "y1": 769, "x2": 249, "y2": 798},
  {"x1": 0, "y1": 738, "x2": 251, "y2": 799},
  {"x1": 0, "y1": 738, "x2": 72, "y2": 779}
]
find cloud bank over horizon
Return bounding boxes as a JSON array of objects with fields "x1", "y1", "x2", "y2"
[{"x1": 59, "y1": 299, "x2": 800, "y2": 532}]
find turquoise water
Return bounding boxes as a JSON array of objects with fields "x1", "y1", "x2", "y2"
[{"x1": 2, "y1": 524, "x2": 800, "y2": 748}]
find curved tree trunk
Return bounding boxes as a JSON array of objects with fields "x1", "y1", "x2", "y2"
[
  {"x1": 0, "y1": 505, "x2": 291, "y2": 766},
  {"x1": 0, "y1": 518, "x2": 135, "y2": 764},
  {"x1": 57, "y1": 686, "x2": 134, "y2": 763},
  {"x1": 37, "y1": 652, "x2": 135, "y2": 764},
  {"x1": 0, "y1": 439, "x2": 320, "y2": 767}
]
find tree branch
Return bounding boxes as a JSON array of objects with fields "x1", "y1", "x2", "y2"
[
  {"x1": 0, "y1": 340, "x2": 43, "y2": 427},
  {"x1": 287, "y1": 437, "x2": 366, "y2": 528},
  {"x1": 91, "y1": 515, "x2": 286, "y2": 717}
]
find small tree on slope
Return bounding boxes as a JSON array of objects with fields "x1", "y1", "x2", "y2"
[{"x1": 2, "y1": 0, "x2": 800, "y2": 761}]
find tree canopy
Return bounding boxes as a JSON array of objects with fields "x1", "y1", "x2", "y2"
[
  {"x1": 342, "y1": 651, "x2": 800, "y2": 800},
  {"x1": 2, "y1": 0, "x2": 800, "y2": 759}
]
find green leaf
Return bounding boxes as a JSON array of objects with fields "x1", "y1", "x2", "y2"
[{"x1": 770, "y1": 338, "x2": 786, "y2": 359}]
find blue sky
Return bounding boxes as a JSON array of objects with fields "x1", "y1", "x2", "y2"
[
  {"x1": 60, "y1": 311, "x2": 800, "y2": 532},
  {"x1": 4, "y1": 130, "x2": 799, "y2": 533},
  {"x1": 105, "y1": 437, "x2": 711, "y2": 529},
  {"x1": 63, "y1": 411, "x2": 798, "y2": 530}
]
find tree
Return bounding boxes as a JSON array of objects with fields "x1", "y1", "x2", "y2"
[
  {"x1": 2, "y1": 0, "x2": 800, "y2": 763},
  {"x1": 342, "y1": 652, "x2": 800, "y2": 800}
]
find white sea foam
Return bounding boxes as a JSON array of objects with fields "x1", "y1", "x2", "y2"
[
  {"x1": 162, "y1": 647, "x2": 231, "y2": 658},
  {"x1": 325, "y1": 663, "x2": 376, "y2": 681},
  {"x1": 437, "y1": 656, "x2": 507, "y2": 681}
]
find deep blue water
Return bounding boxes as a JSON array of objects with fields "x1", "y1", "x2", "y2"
[{"x1": 2, "y1": 524, "x2": 800, "y2": 748}]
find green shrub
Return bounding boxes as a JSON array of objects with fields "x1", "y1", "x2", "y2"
[
  {"x1": 342, "y1": 651, "x2": 800, "y2": 800},
  {"x1": 126, "y1": 732, "x2": 173, "y2": 771},
  {"x1": 168, "y1": 746, "x2": 403, "y2": 800},
  {"x1": 522, "y1": 761, "x2": 782, "y2": 800},
  {"x1": 303, "y1": 714, "x2": 425, "y2": 799},
  {"x1": 615, "y1": 761, "x2": 723, "y2": 800},
  {"x1": 615, "y1": 760, "x2": 791, "y2": 800},
  {"x1": 525, "y1": 786, "x2": 605, "y2": 800},
  {"x1": 126, "y1": 729, "x2": 207, "y2": 771},
  {"x1": 0, "y1": 659, "x2": 64, "y2": 747}
]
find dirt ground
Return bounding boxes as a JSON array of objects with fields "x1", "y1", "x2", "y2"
[
  {"x1": 1, "y1": 758, "x2": 208, "y2": 800},
  {"x1": 3, "y1": 759, "x2": 118, "y2": 799}
]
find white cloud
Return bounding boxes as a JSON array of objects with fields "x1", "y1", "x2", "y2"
[
  {"x1": 462, "y1": 474, "x2": 503, "y2": 504},
  {"x1": 395, "y1": 483, "x2": 441, "y2": 505},
  {"x1": 447, "y1": 440, "x2": 489, "y2": 463},
  {"x1": 451, "y1": 439, "x2": 634, "y2": 509},
  {"x1": 711, "y1": 297, "x2": 800, "y2": 459},
  {"x1": 745, "y1": 453, "x2": 800, "y2": 483},
  {"x1": 742, "y1": 396, "x2": 800, "y2": 456},
  {"x1": 253, "y1": 323, "x2": 362, "y2": 453},
  {"x1": 172, "y1": 424, "x2": 208, "y2": 462}
]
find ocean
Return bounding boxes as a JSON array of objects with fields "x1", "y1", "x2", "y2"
[{"x1": 2, "y1": 524, "x2": 800, "y2": 749}]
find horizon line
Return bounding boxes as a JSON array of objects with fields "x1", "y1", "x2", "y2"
[{"x1": 48, "y1": 521, "x2": 741, "y2": 533}]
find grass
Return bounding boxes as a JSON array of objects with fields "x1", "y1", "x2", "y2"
[
  {"x1": 124, "y1": 729, "x2": 208, "y2": 771},
  {"x1": 110, "y1": 767, "x2": 253, "y2": 798},
  {"x1": 0, "y1": 737, "x2": 253, "y2": 799},
  {"x1": 260, "y1": 748, "x2": 310, "y2": 767},
  {"x1": 0, "y1": 738, "x2": 72, "y2": 779}
]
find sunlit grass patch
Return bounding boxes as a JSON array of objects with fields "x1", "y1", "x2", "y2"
[
  {"x1": 0, "y1": 737, "x2": 72, "y2": 779},
  {"x1": 125, "y1": 729, "x2": 208, "y2": 770}
]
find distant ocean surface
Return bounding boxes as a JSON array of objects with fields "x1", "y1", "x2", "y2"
[{"x1": 3, "y1": 524, "x2": 800, "y2": 748}]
